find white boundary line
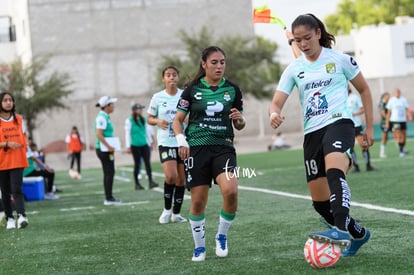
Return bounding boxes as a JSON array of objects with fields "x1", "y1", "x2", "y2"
[{"x1": 238, "y1": 185, "x2": 414, "y2": 216}]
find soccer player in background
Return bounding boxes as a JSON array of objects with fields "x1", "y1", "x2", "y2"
[
  {"x1": 147, "y1": 66, "x2": 187, "y2": 224},
  {"x1": 347, "y1": 87, "x2": 375, "y2": 171},
  {"x1": 379, "y1": 92, "x2": 391, "y2": 158},
  {"x1": 173, "y1": 46, "x2": 246, "y2": 261},
  {"x1": 385, "y1": 88, "x2": 412, "y2": 157},
  {"x1": 66, "y1": 126, "x2": 85, "y2": 177},
  {"x1": 269, "y1": 14, "x2": 372, "y2": 257}
]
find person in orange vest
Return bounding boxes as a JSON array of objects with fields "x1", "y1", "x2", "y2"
[
  {"x1": 0, "y1": 92, "x2": 29, "y2": 229},
  {"x1": 65, "y1": 126, "x2": 85, "y2": 178}
]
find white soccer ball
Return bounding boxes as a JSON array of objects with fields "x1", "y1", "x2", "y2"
[
  {"x1": 304, "y1": 238, "x2": 341, "y2": 269},
  {"x1": 69, "y1": 170, "x2": 80, "y2": 180}
]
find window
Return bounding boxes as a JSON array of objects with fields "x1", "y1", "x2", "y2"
[
  {"x1": 406, "y1": 42, "x2": 414, "y2": 58},
  {"x1": 0, "y1": 16, "x2": 15, "y2": 43}
]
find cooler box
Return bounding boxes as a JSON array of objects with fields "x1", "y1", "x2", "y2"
[{"x1": 22, "y1": 177, "x2": 45, "y2": 201}]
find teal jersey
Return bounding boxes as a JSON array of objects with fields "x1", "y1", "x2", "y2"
[
  {"x1": 23, "y1": 149, "x2": 36, "y2": 177},
  {"x1": 94, "y1": 111, "x2": 114, "y2": 149},
  {"x1": 177, "y1": 78, "x2": 243, "y2": 147},
  {"x1": 277, "y1": 47, "x2": 359, "y2": 134},
  {"x1": 147, "y1": 89, "x2": 183, "y2": 147},
  {"x1": 125, "y1": 116, "x2": 147, "y2": 147}
]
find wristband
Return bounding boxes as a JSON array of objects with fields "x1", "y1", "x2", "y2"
[
  {"x1": 270, "y1": 112, "x2": 279, "y2": 120},
  {"x1": 176, "y1": 134, "x2": 189, "y2": 148},
  {"x1": 237, "y1": 116, "x2": 246, "y2": 126},
  {"x1": 288, "y1": 38, "x2": 295, "y2": 46}
]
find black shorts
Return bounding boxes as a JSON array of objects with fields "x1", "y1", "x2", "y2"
[
  {"x1": 184, "y1": 145, "x2": 236, "y2": 189},
  {"x1": 354, "y1": 126, "x2": 364, "y2": 136},
  {"x1": 380, "y1": 123, "x2": 391, "y2": 133},
  {"x1": 389, "y1": 121, "x2": 407, "y2": 131},
  {"x1": 303, "y1": 119, "x2": 354, "y2": 182},
  {"x1": 158, "y1": 146, "x2": 184, "y2": 164}
]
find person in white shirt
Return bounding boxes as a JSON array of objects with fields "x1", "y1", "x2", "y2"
[
  {"x1": 147, "y1": 66, "x2": 187, "y2": 224},
  {"x1": 347, "y1": 88, "x2": 375, "y2": 171},
  {"x1": 386, "y1": 88, "x2": 412, "y2": 157}
]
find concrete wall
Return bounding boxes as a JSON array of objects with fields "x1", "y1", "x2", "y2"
[{"x1": 27, "y1": 0, "x2": 255, "y2": 147}]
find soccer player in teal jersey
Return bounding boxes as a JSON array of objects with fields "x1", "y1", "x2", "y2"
[
  {"x1": 147, "y1": 66, "x2": 187, "y2": 224},
  {"x1": 269, "y1": 14, "x2": 373, "y2": 257},
  {"x1": 173, "y1": 46, "x2": 246, "y2": 261}
]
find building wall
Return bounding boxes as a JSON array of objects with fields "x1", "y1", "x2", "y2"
[
  {"x1": 0, "y1": 0, "x2": 32, "y2": 64},
  {"x1": 350, "y1": 17, "x2": 414, "y2": 78},
  {"x1": 27, "y1": 0, "x2": 255, "y2": 147}
]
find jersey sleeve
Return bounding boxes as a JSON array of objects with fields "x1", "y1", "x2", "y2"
[
  {"x1": 232, "y1": 85, "x2": 243, "y2": 112},
  {"x1": 276, "y1": 64, "x2": 296, "y2": 95},
  {"x1": 341, "y1": 54, "x2": 361, "y2": 81},
  {"x1": 147, "y1": 95, "x2": 158, "y2": 117},
  {"x1": 177, "y1": 86, "x2": 192, "y2": 114},
  {"x1": 96, "y1": 116, "x2": 107, "y2": 130}
]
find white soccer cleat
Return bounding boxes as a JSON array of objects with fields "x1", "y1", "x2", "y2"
[
  {"x1": 215, "y1": 234, "x2": 228, "y2": 257},
  {"x1": 103, "y1": 197, "x2": 122, "y2": 206},
  {"x1": 17, "y1": 215, "x2": 28, "y2": 229},
  {"x1": 6, "y1": 218, "x2": 16, "y2": 229},
  {"x1": 44, "y1": 192, "x2": 60, "y2": 200},
  {"x1": 159, "y1": 208, "x2": 172, "y2": 224},
  {"x1": 171, "y1": 213, "x2": 187, "y2": 223},
  {"x1": 192, "y1": 247, "x2": 206, "y2": 262}
]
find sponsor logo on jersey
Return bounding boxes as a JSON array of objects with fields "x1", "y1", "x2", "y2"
[
  {"x1": 305, "y1": 91, "x2": 329, "y2": 120},
  {"x1": 297, "y1": 71, "x2": 304, "y2": 79},
  {"x1": 205, "y1": 101, "x2": 224, "y2": 116},
  {"x1": 304, "y1": 78, "x2": 332, "y2": 91},
  {"x1": 162, "y1": 102, "x2": 167, "y2": 107},
  {"x1": 332, "y1": 141, "x2": 342, "y2": 149},
  {"x1": 178, "y1": 99, "x2": 190, "y2": 110},
  {"x1": 194, "y1": 92, "x2": 202, "y2": 100},
  {"x1": 223, "y1": 91, "x2": 231, "y2": 102},
  {"x1": 325, "y1": 63, "x2": 336, "y2": 74},
  {"x1": 350, "y1": 56, "x2": 357, "y2": 66}
]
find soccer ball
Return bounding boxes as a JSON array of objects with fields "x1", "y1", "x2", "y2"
[
  {"x1": 69, "y1": 170, "x2": 80, "y2": 180},
  {"x1": 304, "y1": 238, "x2": 341, "y2": 268}
]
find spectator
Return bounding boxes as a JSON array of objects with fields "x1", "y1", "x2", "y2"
[
  {"x1": 95, "y1": 96, "x2": 121, "y2": 205},
  {"x1": 0, "y1": 92, "x2": 29, "y2": 229},
  {"x1": 125, "y1": 103, "x2": 158, "y2": 190},
  {"x1": 24, "y1": 147, "x2": 60, "y2": 200}
]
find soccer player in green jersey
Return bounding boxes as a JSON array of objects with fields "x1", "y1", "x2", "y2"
[{"x1": 173, "y1": 46, "x2": 246, "y2": 261}]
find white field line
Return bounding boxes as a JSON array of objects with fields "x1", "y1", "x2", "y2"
[
  {"x1": 59, "y1": 201, "x2": 149, "y2": 212},
  {"x1": 238, "y1": 185, "x2": 414, "y2": 216}
]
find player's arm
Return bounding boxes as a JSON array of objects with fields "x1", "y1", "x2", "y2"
[
  {"x1": 285, "y1": 29, "x2": 301, "y2": 58},
  {"x1": 173, "y1": 111, "x2": 189, "y2": 160},
  {"x1": 231, "y1": 87, "x2": 245, "y2": 130},
  {"x1": 269, "y1": 91, "x2": 288, "y2": 129}
]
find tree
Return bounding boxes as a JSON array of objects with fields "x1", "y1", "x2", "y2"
[
  {"x1": 155, "y1": 26, "x2": 282, "y2": 99},
  {"x1": 0, "y1": 57, "x2": 74, "y2": 138},
  {"x1": 325, "y1": 0, "x2": 414, "y2": 35}
]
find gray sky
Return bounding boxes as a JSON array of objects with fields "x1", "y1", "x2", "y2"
[{"x1": 253, "y1": 0, "x2": 342, "y2": 64}]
